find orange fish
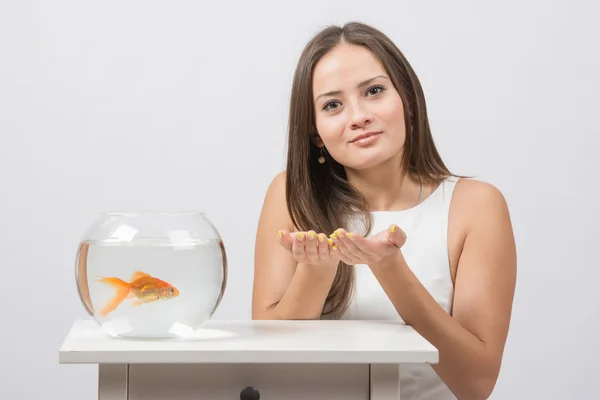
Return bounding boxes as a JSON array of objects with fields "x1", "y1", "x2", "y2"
[{"x1": 96, "y1": 271, "x2": 180, "y2": 317}]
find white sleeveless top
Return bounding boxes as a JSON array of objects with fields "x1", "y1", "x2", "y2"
[{"x1": 341, "y1": 177, "x2": 459, "y2": 400}]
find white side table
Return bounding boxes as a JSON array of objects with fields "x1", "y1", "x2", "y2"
[{"x1": 59, "y1": 318, "x2": 438, "y2": 399}]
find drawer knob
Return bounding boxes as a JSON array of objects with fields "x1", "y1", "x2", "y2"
[{"x1": 240, "y1": 386, "x2": 260, "y2": 400}]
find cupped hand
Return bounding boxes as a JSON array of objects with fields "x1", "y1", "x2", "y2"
[
  {"x1": 278, "y1": 229, "x2": 339, "y2": 269},
  {"x1": 329, "y1": 224, "x2": 407, "y2": 268}
]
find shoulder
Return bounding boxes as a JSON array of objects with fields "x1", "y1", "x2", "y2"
[
  {"x1": 446, "y1": 177, "x2": 513, "y2": 253},
  {"x1": 259, "y1": 170, "x2": 294, "y2": 230},
  {"x1": 450, "y1": 178, "x2": 514, "y2": 254},
  {"x1": 263, "y1": 170, "x2": 287, "y2": 203},
  {"x1": 269, "y1": 170, "x2": 287, "y2": 190},
  {"x1": 452, "y1": 178, "x2": 511, "y2": 221}
]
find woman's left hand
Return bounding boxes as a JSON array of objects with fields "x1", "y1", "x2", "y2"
[{"x1": 330, "y1": 224, "x2": 407, "y2": 268}]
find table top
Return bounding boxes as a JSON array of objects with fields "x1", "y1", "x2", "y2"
[{"x1": 58, "y1": 318, "x2": 438, "y2": 364}]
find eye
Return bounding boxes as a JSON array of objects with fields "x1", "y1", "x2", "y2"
[
  {"x1": 321, "y1": 85, "x2": 386, "y2": 112},
  {"x1": 169, "y1": 288, "x2": 174, "y2": 294},
  {"x1": 366, "y1": 85, "x2": 386, "y2": 96},
  {"x1": 322, "y1": 100, "x2": 341, "y2": 112}
]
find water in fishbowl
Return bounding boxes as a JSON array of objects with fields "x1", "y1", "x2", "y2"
[{"x1": 76, "y1": 236, "x2": 226, "y2": 339}]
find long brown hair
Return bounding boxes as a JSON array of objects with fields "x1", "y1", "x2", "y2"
[{"x1": 285, "y1": 21, "x2": 461, "y2": 318}]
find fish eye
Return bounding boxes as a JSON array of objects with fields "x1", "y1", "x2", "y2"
[{"x1": 169, "y1": 288, "x2": 174, "y2": 294}]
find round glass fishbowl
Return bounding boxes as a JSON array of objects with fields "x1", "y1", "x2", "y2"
[{"x1": 75, "y1": 211, "x2": 227, "y2": 339}]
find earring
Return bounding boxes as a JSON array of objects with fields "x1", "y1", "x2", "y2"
[{"x1": 318, "y1": 147, "x2": 326, "y2": 164}]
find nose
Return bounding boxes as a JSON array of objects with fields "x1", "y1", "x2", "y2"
[{"x1": 348, "y1": 100, "x2": 373, "y2": 130}]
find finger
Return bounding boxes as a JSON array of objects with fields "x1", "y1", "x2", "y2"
[
  {"x1": 330, "y1": 230, "x2": 356, "y2": 264},
  {"x1": 304, "y1": 230, "x2": 319, "y2": 263},
  {"x1": 344, "y1": 229, "x2": 376, "y2": 256},
  {"x1": 277, "y1": 229, "x2": 293, "y2": 252},
  {"x1": 292, "y1": 231, "x2": 306, "y2": 260},
  {"x1": 387, "y1": 224, "x2": 407, "y2": 248},
  {"x1": 317, "y1": 233, "x2": 330, "y2": 259},
  {"x1": 325, "y1": 234, "x2": 344, "y2": 261},
  {"x1": 334, "y1": 228, "x2": 368, "y2": 258},
  {"x1": 332, "y1": 244, "x2": 353, "y2": 264},
  {"x1": 327, "y1": 237, "x2": 344, "y2": 262},
  {"x1": 329, "y1": 241, "x2": 346, "y2": 263}
]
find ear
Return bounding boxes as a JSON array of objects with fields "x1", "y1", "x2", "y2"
[{"x1": 311, "y1": 132, "x2": 324, "y2": 147}]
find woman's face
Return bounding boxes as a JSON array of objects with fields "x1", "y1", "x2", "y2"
[{"x1": 312, "y1": 43, "x2": 406, "y2": 170}]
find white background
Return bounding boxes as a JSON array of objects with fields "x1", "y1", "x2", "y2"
[{"x1": 1, "y1": 1, "x2": 598, "y2": 398}]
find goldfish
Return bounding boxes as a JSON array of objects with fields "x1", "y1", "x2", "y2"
[{"x1": 95, "y1": 270, "x2": 180, "y2": 317}]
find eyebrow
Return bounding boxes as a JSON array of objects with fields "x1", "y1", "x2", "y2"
[{"x1": 314, "y1": 75, "x2": 389, "y2": 104}]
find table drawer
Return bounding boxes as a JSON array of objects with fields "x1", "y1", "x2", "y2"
[{"x1": 128, "y1": 363, "x2": 369, "y2": 400}]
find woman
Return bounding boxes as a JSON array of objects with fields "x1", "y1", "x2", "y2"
[{"x1": 252, "y1": 21, "x2": 516, "y2": 400}]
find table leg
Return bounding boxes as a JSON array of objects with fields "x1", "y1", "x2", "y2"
[
  {"x1": 370, "y1": 364, "x2": 400, "y2": 400},
  {"x1": 98, "y1": 364, "x2": 128, "y2": 400}
]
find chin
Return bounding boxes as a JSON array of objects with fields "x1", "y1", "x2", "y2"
[
  {"x1": 343, "y1": 156, "x2": 388, "y2": 171},
  {"x1": 340, "y1": 148, "x2": 403, "y2": 171}
]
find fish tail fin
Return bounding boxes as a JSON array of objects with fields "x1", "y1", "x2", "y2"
[{"x1": 96, "y1": 277, "x2": 131, "y2": 317}]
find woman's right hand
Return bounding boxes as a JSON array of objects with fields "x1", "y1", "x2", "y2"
[{"x1": 277, "y1": 229, "x2": 339, "y2": 270}]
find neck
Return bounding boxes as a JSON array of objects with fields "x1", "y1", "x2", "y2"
[{"x1": 345, "y1": 156, "x2": 421, "y2": 212}]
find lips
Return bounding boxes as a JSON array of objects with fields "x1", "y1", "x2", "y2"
[{"x1": 350, "y1": 131, "x2": 382, "y2": 143}]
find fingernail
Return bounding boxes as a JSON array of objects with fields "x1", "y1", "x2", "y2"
[
  {"x1": 318, "y1": 234, "x2": 326, "y2": 242},
  {"x1": 297, "y1": 232, "x2": 305, "y2": 241},
  {"x1": 330, "y1": 232, "x2": 337, "y2": 239},
  {"x1": 345, "y1": 232, "x2": 353, "y2": 240},
  {"x1": 332, "y1": 245, "x2": 338, "y2": 250},
  {"x1": 391, "y1": 224, "x2": 397, "y2": 233},
  {"x1": 308, "y1": 231, "x2": 315, "y2": 240},
  {"x1": 278, "y1": 230, "x2": 282, "y2": 239},
  {"x1": 327, "y1": 238, "x2": 334, "y2": 245}
]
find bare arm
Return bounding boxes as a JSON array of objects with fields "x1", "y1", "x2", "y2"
[
  {"x1": 370, "y1": 180, "x2": 517, "y2": 400},
  {"x1": 252, "y1": 171, "x2": 337, "y2": 320}
]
